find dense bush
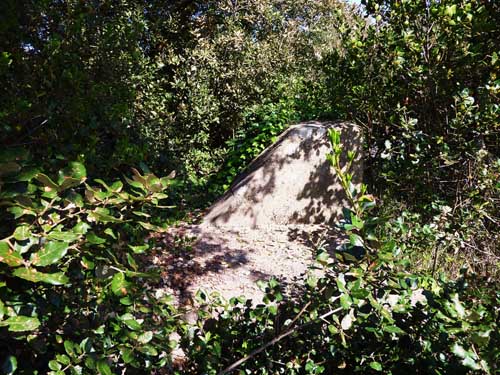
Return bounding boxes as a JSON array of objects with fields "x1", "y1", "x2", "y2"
[
  {"x1": 181, "y1": 131, "x2": 500, "y2": 374},
  {"x1": 0, "y1": 0, "x2": 155, "y2": 175},
  {"x1": 210, "y1": 100, "x2": 300, "y2": 194},
  {"x1": 2, "y1": 131, "x2": 497, "y2": 375},
  {"x1": 0, "y1": 152, "x2": 186, "y2": 374},
  {"x1": 186, "y1": 246, "x2": 500, "y2": 374},
  {"x1": 320, "y1": 0, "x2": 500, "y2": 276},
  {"x1": 0, "y1": 0, "x2": 351, "y2": 180}
]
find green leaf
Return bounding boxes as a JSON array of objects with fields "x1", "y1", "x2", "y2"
[
  {"x1": 121, "y1": 348, "x2": 134, "y2": 364},
  {"x1": 349, "y1": 233, "x2": 364, "y2": 248},
  {"x1": 445, "y1": 4, "x2": 457, "y2": 17},
  {"x1": 31, "y1": 241, "x2": 69, "y2": 266},
  {"x1": 8, "y1": 206, "x2": 35, "y2": 219},
  {"x1": 132, "y1": 211, "x2": 151, "y2": 218},
  {"x1": 383, "y1": 325, "x2": 406, "y2": 335},
  {"x1": 38, "y1": 271, "x2": 69, "y2": 285},
  {"x1": 128, "y1": 244, "x2": 149, "y2": 254},
  {"x1": 126, "y1": 253, "x2": 137, "y2": 270},
  {"x1": 17, "y1": 168, "x2": 40, "y2": 182},
  {"x1": 111, "y1": 272, "x2": 129, "y2": 296},
  {"x1": 316, "y1": 251, "x2": 330, "y2": 265},
  {"x1": 88, "y1": 208, "x2": 123, "y2": 223},
  {"x1": 351, "y1": 286, "x2": 369, "y2": 299},
  {"x1": 491, "y1": 52, "x2": 498, "y2": 66},
  {"x1": 109, "y1": 180, "x2": 124, "y2": 192},
  {"x1": 1, "y1": 355, "x2": 17, "y2": 375},
  {"x1": 451, "y1": 293, "x2": 466, "y2": 318},
  {"x1": 81, "y1": 256, "x2": 95, "y2": 270},
  {"x1": 36, "y1": 173, "x2": 60, "y2": 190},
  {"x1": 344, "y1": 214, "x2": 364, "y2": 231},
  {"x1": 0, "y1": 241, "x2": 24, "y2": 267},
  {"x1": 124, "y1": 177, "x2": 145, "y2": 190},
  {"x1": 137, "y1": 221, "x2": 162, "y2": 231},
  {"x1": 80, "y1": 337, "x2": 92, "y2": 354},
  {"x1": 72, "y1": 222, "x2": 90, "y2": 235},
  {"x1": 0, "y1": 316, "x2": 40, "y2": 332},
  {"x1": 453, "y1": 343, "x2": 482, "y2": 370},
  {"x1": 306, "y1": 275, "x2": 318, "y2": 288},
  {"x1": 119, "y1": 313, "x2": 142, "y2": 330},
  {"x1": 66, "y1": 191, "x2": 84, "y2": 207},
  {"x1": 64, "y1": 341, "x2": 76, "y2": 357},
  {"x1": 13, "y1": 267, "x2": 69, "y2": 285},
  {"x1": 328, "y1": 324, "x2": 338, "y2": 335},
  {"x1": 86, "y1": 232, "x2": 107, "y2": 245},
  {"x1": 328, "y1": 129, "x2": 341, "y2": 146},
  {"x1": 63, "y1": 162, "x2": 87, "y2": 179},
  {"x1": 13, "y1": 225, "x2": 31, "y2": 241},
  {"x1": 138, "y1": 331, "x2": 153, "y2": 344},
  {"x1": 370, "y1": 362, "x2": 382, "y2": 371},
  {"x1": 56, "y1": 354, "x2": 70, "y2": 366},
  {"x1": 119, "y1": 296, "x2": 133, "y2": 305},
  {"x1": 96, "y1": 360, "x2": 112, "y2": 375},
  {"x1": 48, "y1": 230, "x2": 80, "y2": 242},
  {"x1": 59, "y1": 177, "x2": 84, "y2": 191},
  {"x1": 471, "y1": 330, "x2": 491, "y2": 346},
  {"x1": 104, "y1": 228, "x2": 117, "y2": 239},
  {"x1": 137, "y1": 344, "x2": 158, "y2": 356},
  {"x1": 49, "y1": 360, "x2": 62, "y2": 371},
  {"x1": 340, "y1": 293, "x2": 352, "y2": 309},
  {"x1": 462, "y1": 356, "x2": 481, "y2": 370}
]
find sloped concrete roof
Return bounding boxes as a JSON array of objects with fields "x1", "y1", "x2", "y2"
[{"x1": 203, "y1": 121, "x2": 362, "y2": 228}]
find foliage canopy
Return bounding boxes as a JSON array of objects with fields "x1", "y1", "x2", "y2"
[{"x1": 0, "y1": 0, "x2": 498, "y2": 373}]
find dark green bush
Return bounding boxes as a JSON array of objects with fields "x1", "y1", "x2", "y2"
[
  {"x1": 0, "y1": 0, "x2": 349, "y2": 181},
  {"x1": 0, "y1": 152, "x2": 185, "y2": 374},
  {"x1": 1, "y1": 1, "x2": 499, "y2": 373},
  {"x1": 182, "y1": 130, "x2": 500, "y2": 374},
  {"x1": 321, "y1": 0, "x2": 500, "y2": 275}
]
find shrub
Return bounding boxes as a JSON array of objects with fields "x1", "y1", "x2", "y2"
[
  {"x1": 182, "y1": 130, "x2": 500, "y2": 374},
  {"x1": 322, "y1": 0, "x2": 500, "y2": 275},
  {"x1": 0, "y1": 151, "x2": 184, "y2": 374}
]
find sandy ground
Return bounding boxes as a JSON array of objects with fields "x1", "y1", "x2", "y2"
[{"x1": 149, "y1": 223, "x2": 339, "y2": 306}]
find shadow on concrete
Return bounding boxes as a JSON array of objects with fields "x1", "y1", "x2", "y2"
[
  {"x1": 147, "y1": 226, "x2": 272, "y2": 304},
  {"x1": 287, "y1": 225, "x2": 346, "y2": 256},
  {"x1": 204, "y1": 121, "x2": 362, "y2": 227},
  {"x1": 291, "y1": 124, "x2": 363, "y2": 224}
]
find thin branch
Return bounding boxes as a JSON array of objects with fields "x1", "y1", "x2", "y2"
[{"x1": 218, "y1": 306, "x2": 342, "y2": 375}]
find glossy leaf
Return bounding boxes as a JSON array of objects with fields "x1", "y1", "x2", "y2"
[
  {"x1": 0, "y1": 241, "x2": 24, "y2": 267},
  {"x1": 0, "y1": 316, "x2": 40, "y2": 332},
  {"x1": 31, "y1": 241, "x2": 69, "y2": 266},
  {"x1": 111, "y1": 272, "x2": 129, "y2": 296},
  {"x1": 13, "y1": 267, "x2": 69, "y2": 285},
  {"x1": 96, "y1": 360, "x2": 112, "y2": 375}
]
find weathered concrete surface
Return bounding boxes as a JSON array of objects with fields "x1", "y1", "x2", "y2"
[{"x1": 203, "y1": 121, "x2": 362, "y2": 228}]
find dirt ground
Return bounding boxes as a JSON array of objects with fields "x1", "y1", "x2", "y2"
[{"x1": 150, "y1": 223, "x2": 340, "y2": 306}]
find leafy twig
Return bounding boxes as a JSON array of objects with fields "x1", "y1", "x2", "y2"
[{"x1": 218, "y1": 307, "x2": 342, "y2": 375}]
